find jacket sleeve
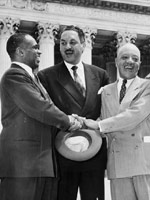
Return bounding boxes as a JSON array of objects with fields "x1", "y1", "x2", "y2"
[{"x1": 1, "y1": 69, "x2": 70, "y2": 131}]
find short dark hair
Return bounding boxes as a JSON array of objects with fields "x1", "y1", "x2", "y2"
[
  {"x1": 61, "y1": 25, "x2": 85, "y2": 43},
  {"x1": 6, "y1": 33, "x2": 28, "y2": 60}
]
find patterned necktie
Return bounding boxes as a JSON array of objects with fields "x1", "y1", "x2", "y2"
[
  {"x1": 71, "y1": 66, "x2": 86, "y2": 97},
  {"x1": 119, "y1": 79, "x2": 127, "y2": 103}
]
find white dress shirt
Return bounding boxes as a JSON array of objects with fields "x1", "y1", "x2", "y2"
[
  {"x1": 117, "y1": 77, "x2": 134, "y2": 96},
  {"x1": 64, "y1": 61, "x2": 86, "y2": 89}
]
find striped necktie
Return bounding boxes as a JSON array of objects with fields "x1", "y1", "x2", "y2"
[
  {"x1": 71, "y1": 66, "x2": 86, "y2": 97},
  {"x1": 119, "y1": 79, "x2": 127, "y2": 103}
]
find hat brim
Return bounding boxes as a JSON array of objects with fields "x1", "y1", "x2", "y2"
[{"x1": 55, "y1": 129, "x2": 102, "y2": 161}]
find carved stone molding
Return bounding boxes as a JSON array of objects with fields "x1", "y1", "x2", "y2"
[
  {"x1": 37, "y1": 22, "x2": 59, "y2": 44},
  {"x1": 12, "y1": 0, "x2": 28, "y2": 9},
  {"x1": 116, "y1": 31, "x2": 137, "y2": 48},
  {"x1": 103, "y1": 0, "x2": 150, "y2": 7},
  {"x1": 81, "y1": 26, "x2": 97, "y2": 48},
  {"x1": 0, "y1": 0, "x2": 7, "y2": 6},
  {"x1": 34, "y1": 0, "x2": 150, "y2": 15},
  {"x1": 32, "y1": 1, "x2": 46, "y2": 11},
  {"x1": 0, "y1": 0, "x2": 32, "y2": 8},
  {"x1": 0, "y1": 16, "x2": 20, "y2": 36},
  {"x1": 0, "y1": 1, "x2": 150, "y2": 36},
  {"x1": 45, "y1": 3, "x2": 150, "y2": 28}
]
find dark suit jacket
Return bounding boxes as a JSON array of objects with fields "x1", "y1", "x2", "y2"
[
  {"x1": 38, "y1": 61, "x2": 109, "y2": 171},
  {"x1": 0, "y1": 64, "x2": 70, "y2": 178}
]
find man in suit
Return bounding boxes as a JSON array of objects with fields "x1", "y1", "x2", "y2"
[
  {"x1": 38, "y1": 25, "x2": 109, "y2": 200},
  {"x1": 0, "y1": 33, "x2": 81, "y2": 200},
  {"x1": 82, "y1": 43, "x2": 150, "y2": 200}
]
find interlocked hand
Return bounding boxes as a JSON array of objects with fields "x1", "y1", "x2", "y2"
[{"x1": 68, "y1": 115, "x2": 82, "y2": 131}]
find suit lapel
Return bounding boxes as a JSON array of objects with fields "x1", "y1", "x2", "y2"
[
  {"x1": 120, "y1": 76, "x2": 142, "y2": 110},
  {"x1": 104, "y1": 82, "x2": 120, "y2": 116},
  {"x1": 81, "y1": 63, "x2": 100, "y2": 114},
  {"x1": 11, "y1": 64, "x2": 49, "y2": 100},
  {"x1": 33, "y1": 75, "x2": 50, "y2": 100},
  {"x1": 58, "y1": 62, "x2": 85, "y2": 106}
]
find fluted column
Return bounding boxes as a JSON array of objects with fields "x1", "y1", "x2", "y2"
[
  {"x1": 0, "y1": 17, "x2": 20, "y2": 80},
  {"x1": 81, "y1": 27, "x2": 97, "y2": 64},
  {"x1": 37, "y1": 22, "x2": 59, "y2": 70}
]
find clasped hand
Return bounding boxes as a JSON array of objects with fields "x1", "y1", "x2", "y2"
[
  {"x1": 68, "y1": 115, "x2": 82, "y2": 131},
  {"x1": 71, "y1": 114, "x2": 99, "y2": 130},
  {"x1": 68, "y1": 114, "x2": 105, "y2": 137}
]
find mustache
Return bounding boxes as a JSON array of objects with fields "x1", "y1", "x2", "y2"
[{"x1": 65, "y1": 49, "x2": 74, "y2": 54}]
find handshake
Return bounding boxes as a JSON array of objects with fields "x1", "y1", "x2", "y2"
[{"x1": 68, "y1": 114, "x2": 100, "y2": 131}]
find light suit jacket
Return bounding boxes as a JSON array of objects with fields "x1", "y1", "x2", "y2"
[
  {"x1": 100, "y1": 76, "x2": 150, "y2": 179},
  {"x1": 0, "y1": 64, "x2": 70, "y2": 178}
]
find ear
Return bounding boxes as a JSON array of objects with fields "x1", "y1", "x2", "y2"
[
  {"x1": 16, "y1": 47, "x2": 24, "y2": 57},
  {"x1": 82, "y1": 42, "x2": 86, "y2": 52}
]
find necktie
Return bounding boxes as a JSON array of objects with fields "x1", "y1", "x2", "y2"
[
  {"x1": 71, "y1": 66, "x2": 86, "y2": 97},
  {"x1": 119, "y1": 79, "x2": 127, "y2": 103}
]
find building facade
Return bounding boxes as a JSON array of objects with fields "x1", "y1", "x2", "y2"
[
  {"x1": 0, "y1": 1, "x2": 150, "y2": 199},
  {"x1": 0, "y1": 0, "x2": 150, "y2": 82}
]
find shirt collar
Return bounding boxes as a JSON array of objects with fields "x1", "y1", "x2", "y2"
[
  {"x1": 12, "y1": 61, "x2": 34, "y2": 78},
  {"x1": 64, "y1": 61, "x2": 83, "y2": 71},
  {"x1": 118, "y1": 77, "x2": 135, "y2": 88}
]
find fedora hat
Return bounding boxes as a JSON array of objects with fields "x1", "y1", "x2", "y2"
[{"x1": 55, "y1": 129, "x2": 102, "y2": 161}]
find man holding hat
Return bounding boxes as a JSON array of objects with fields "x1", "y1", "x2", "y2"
[{"x1": 38, "y1": 25, "x2": 109, "y2": 200}]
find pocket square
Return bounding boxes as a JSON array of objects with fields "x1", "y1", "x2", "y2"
[
  {"x1": 97, "y1": 87, "x2": 104, "y2": 94},
  {"x1": 144, "y1": 136, "x2": 150, "y2": 143}
]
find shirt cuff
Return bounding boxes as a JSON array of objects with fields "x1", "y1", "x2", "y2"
[{"x1": 98, "y1": 121, "x2": 102, "y2": 132}]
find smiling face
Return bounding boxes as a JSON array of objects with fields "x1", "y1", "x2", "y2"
[
  {"x1": 60, "y1": 30, "x2": 85, "y2": 65},
  {"x1": 116, "y1": 43, "x2": 141, "y2": 79},
  {"x1": 20, "y1": 35, "x2": 41, "y2": 70}
]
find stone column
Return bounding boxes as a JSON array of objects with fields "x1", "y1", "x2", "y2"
[
  {"x1": 37, "y1": 22, "x2": 59, "y2": 70},
  {"x1": 82, "y1": 27, "x2": 97, "y2": 64},
  {"x1": 0, "y1": 17, "x2": 20, "y2": 80}
]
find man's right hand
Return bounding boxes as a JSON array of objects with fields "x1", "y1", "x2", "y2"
[
  {"x1": 83, "y1": 119, "x2": 99, "y2": 130},
  {"x1": 68, "y1": 115, "x2": 82, "y2": 131}
]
